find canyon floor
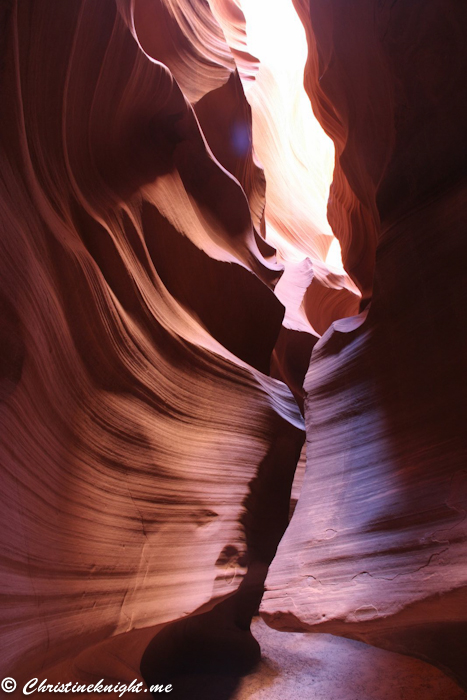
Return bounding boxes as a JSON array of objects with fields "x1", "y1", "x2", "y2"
[{"x1": 177, "y1": 618, "x2": 467, "y2": 700}]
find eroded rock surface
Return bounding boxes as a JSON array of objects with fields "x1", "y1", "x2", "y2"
[
  {"x1": 0, "y1": 0, "x2": 306, "y2": 687},
  {"x1": 2, "y1": 0, "x2": 466, "y2": 694},
  {"x1": 262, "y1": 0, "x2": 467, "y2": 690}
]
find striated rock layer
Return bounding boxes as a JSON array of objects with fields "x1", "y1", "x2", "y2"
[
  {"x1": 262, "y1": 0, "x2": 467, "y2": 690},
  {"x1": 3, "y1": 0, "x2": 467, "y2": 693},
  {"x1": 0, "y1": 0, "x2": 308, "y2": 688}
]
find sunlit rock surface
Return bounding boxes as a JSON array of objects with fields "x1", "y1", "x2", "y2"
[
  {"x1": 0, "y1": 0, "x2": 306, "y2": 686},
  {"x1": 262, "y1": 0, "x2": 467, "y2": 690},
  {"x1": 237, "y1": 0, "x2": 361, "y2": 406},
  {"x1": 1, "y1": 0, "x2": 466, "y2": 694}
]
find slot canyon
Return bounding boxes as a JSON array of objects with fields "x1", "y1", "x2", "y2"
[{"x1": 1, "y1": 0, "x2": 466, "y2": 698}]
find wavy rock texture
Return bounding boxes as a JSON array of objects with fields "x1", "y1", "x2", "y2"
[
  {"x1": 290, "y1": 0, "x2": 394, "y2": 302},
  {"x1": 262, "y1": 0, "x2": 467, "y2": 690},
  {"x1": 1, "y1": 0, "x2": 360, "y2": 689},
  {"x1": 0, "y1": 0, "x2": 309, "y2": 689},
  {"x1": 3, "y1": 0, "x2": 466, "y2": 694},
  {"x1": 208, "y1": 0, "x2": 260, "y2": 85},
  {"x1": 231, "y1": 0, "x2": 361, "y2": 400}
]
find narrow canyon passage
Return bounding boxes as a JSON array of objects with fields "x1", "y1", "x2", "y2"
[{"x1": 0, "y1": 0, "x2": 466, "y2": 699}]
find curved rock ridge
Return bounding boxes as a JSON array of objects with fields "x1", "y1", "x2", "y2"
[
  {"x1": 125, "y1": 0, "x2": 235, "y2": 104},
  {"x1": 262, "y1": 0, "x2": 467, "y2": 689},
  {"x1": 194, "y1": 70, "x2": 267, "y2": 239},
  {"x1": 6, "y1": 0, "x2": 464, "y2": 692},
  {"x1": 0, "y1": 0, "x2": 307, "y2": 685},
  {"x1": 207, "y1": 0, "x2": 260, "y2": 84},
  {"x1": 291, "y1": 0, "x2": 394, "y2": 302},
  {"x1": 238, "y1": 0, "x2": 361, "y2": 348}
]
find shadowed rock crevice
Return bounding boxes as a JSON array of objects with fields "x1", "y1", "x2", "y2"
[
  {"x1": 262, "y1": 0, "x2": 467, "y2": 692},
  {"x1": 1, "y1": 0, "x2": 466, "y2": 695},
  {"x1": 141, "y1": 418, "x2": 304, "y2": 697}
]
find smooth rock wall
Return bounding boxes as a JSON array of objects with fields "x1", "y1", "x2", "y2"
[
  {"x1": 262, "y1": 0, "x2": 467, "y2": 689},
  {"x1": 0, "y1": 0, "x2": 305, "y2": 684}
]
